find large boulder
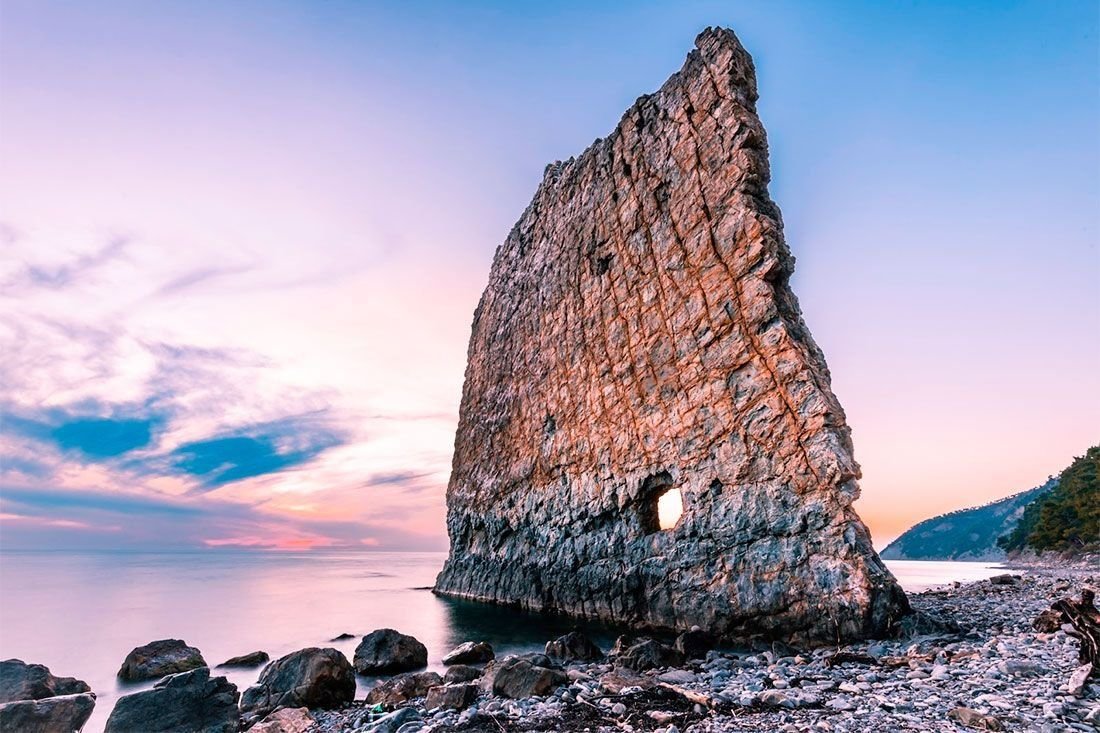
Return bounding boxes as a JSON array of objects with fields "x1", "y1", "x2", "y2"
[
  {"x1": 217, "y1": 651, "x2": 269, "y2": 669},
  {"x1": 364, "y1": 671, "x2": 442, "y2": 707},
  {"x1": 441, "y1": 641, "x2": 494, "y2": 665},
  {"x1": 545, "y1": 632, "x2": 603, "y2": 663},
  {"x1": 0, "y1": 659, "x2": 91, "y2": 703},
  {"x1": 617, "y1": 639, "x2": 684, "y2": 671},
  {"x1": 240, "y1": 647, "x2": 354, "y2": 723},
  {"x1": 425, "y1": 683, "x2": 479, "y2": 711},
  {"x1": 490, "y1": 656, "x2": 567, "y2": 699},
  {"x1": 353, "y1": 629, "x2": 428, "y2": 674},
  {"x1": 431, "y1": 26, "x2": 909, "y2": 644},
  {"x1": 117, "y1": 639, "x2": 206, "y2": 681},
  {"x1": 0, "y1": 693, "x2": 97, "y2": 733},
  {"x1": 674, "y1": 628, "x2": 715, "y2": 660},
  {"x1": 105, "y1": 667, "x2": 238, "y2": 733},
  {"x1": 444, "y1": 665, "x2": 482, "y2": 684}
]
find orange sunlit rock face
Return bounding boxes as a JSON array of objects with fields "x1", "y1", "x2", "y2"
[{"x1": 434, "y1": 27, "x2": 907, "y2": 643}]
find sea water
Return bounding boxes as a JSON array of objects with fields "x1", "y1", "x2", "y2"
[{"x1": 0, "y1": 550, "x2": 1006, "y2": 732}]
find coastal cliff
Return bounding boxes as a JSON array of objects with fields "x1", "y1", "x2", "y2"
[{"x1": 435, "y1": 27, "x2": 908, "y2": 643}]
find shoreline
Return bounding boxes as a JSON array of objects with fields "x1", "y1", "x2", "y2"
[{"x1": 310, "y1": 565, "x2": 1098, "y2": 732}]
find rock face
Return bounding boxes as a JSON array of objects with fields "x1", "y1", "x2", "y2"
[
  {"x1": 105, "y1": 667, "x2": 238, "y2": 733},
  {"x1": 117, "y1": 639, "x2": 206, "y2": 681},
  {"x1": 433, "y1": 26, "x2": 907, "y2": 644},
  {"x1": 240, "y1": 648, "x2": 355, "y2": 723}
]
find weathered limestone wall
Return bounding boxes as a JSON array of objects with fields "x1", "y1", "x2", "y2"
[{"x1": 434, "y1": 27, "x2": 909, "y2": 644}]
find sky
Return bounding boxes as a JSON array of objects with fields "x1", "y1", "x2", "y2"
[{"x1": 1, "y1": 0, "x2": 1097, "y2": 552}]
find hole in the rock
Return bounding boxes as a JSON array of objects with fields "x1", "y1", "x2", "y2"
[
  {"x1": 595, "y1": 254, "x2": 613, "y2": 276},
  {"x1": 656, "y1": 488, "x2": 684, "y2": 530}
]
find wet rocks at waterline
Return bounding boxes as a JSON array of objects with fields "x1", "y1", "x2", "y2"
[
  {"x1": 354, "y1": 628, "x2": 429, "y2": 675},
  {"x1": 240, "y1": 647, "x2": 356, "y2": 724},
  {"x1": 433, "y1": 25, "x2": 908, "y2": 644},
  {"x1": 105, "y1": 667, "x2": 239, "y2": 733},
  {"x1": 0, "y1": 659, "x2": 95, "y2": 733},
  {"x1": 116, "y1": 638, "x2": 207, "y2": 682}
]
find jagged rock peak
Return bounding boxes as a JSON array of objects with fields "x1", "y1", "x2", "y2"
[{"x1": 434, "y1": 26, "x2": 909, "y2": 644}]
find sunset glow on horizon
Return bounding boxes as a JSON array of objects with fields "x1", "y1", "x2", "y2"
[{"x1": 1, "y1": 0, "x2": 1097, "y2": 553}]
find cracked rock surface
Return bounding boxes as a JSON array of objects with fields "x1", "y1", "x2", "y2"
[{"x1": 434, "y1": 26, "x2": 907, "y2": 644}]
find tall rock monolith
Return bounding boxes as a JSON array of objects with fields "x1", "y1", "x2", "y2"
[{"x1": 434, "y1": 27, "x2": 909, "y2": 643}]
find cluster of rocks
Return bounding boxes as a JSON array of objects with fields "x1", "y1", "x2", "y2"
[
  {"x1": 0, "y1": 658, "x2": 96, "y2": 732},
  {"x1": 3, "y1": 569, "x2": 1095, "y2": 732},
  {"x1": 310, "y1": 567, "x2": 1097, "y2": 733}
]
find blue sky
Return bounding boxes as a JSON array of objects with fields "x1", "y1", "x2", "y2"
[{"x1": 1, "y1": 0, "x2": 1097, "y2": 550}]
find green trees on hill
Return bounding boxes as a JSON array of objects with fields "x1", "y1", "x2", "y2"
[{"x1": 999, "y1": 445, "x2": 1099, "y2": 554}]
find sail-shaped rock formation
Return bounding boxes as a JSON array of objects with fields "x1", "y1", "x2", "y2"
[{"x1": 434, "y1": 27, "x2": 908, "y2": 643}]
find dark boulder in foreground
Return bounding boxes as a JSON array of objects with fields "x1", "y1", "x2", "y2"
[
  {"x1": 0, "y1": 692, "x2": 97, "y2": 733},
  {"x1": 217, "y1": 651, "x2": 270, "y2": 668},
  {"x1": 490, "y1": 656, "x2": 567, "y2": 699},
  {"x1": 0, "y1": 659, "x2": 96, "y2": 733},
  {"x1": 441, "y1": 641, "x2": 494, "y2": 665},
  {"x1": 354, "y1": 629, "x2": 428, "y2": 674},
  {"x1": 443, "y1": 664, "x2": 482, "y2": 684},
  {"x1": 117, "y1": 639, "x2": 206, "y2": 681},
  {"x1": 364, "y1": 671, "x2": 442, "y2": 707},
  {"x1": 0, "y1": 658, "x2": 91, "y2": 702},
  {"x1": 545, "y1": 632, "x2": 603, "y2": 663},
  {"x1": 674, "y1": 628, "x2": 716, "y2": 660},
  {"x1": 617, "y1": 638, "x2": 685, "y2": 671},
  {"x1": 240, "y1": 647, "x2": 354, "y2": 724},
  {"x1": 425, "y1": 682, "x2": 479, "y2": 711},
  {"x1": 105, "y1": 667, "x2": 237, "y2": 733}
]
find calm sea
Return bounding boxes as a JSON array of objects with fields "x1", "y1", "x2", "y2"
[{"x1": 0, "y1": 550, "x2": 1006, "y2": 732}]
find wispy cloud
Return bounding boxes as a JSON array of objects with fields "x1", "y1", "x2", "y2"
[
  {"x1": 152, "y1": 264, "x2": 256, "y2": 298},
  {"x1": 2, "y1": 236, "x2": 129, "y2": 292}
]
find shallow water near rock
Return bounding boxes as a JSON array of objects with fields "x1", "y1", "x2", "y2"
[{"x1": 0, "y1": 549, "x2": 1006, "y2": 732}]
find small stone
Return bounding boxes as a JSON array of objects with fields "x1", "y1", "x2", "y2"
[
  {"x1": 948, "y1": 706, "x2": 1004, "y2": 731},
  {"x1": 441, "y1": 641, "x2": 494, "y2": 665},
  {"x1": 217, "y1": 651, "x2": 269, "y2": 668}
]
